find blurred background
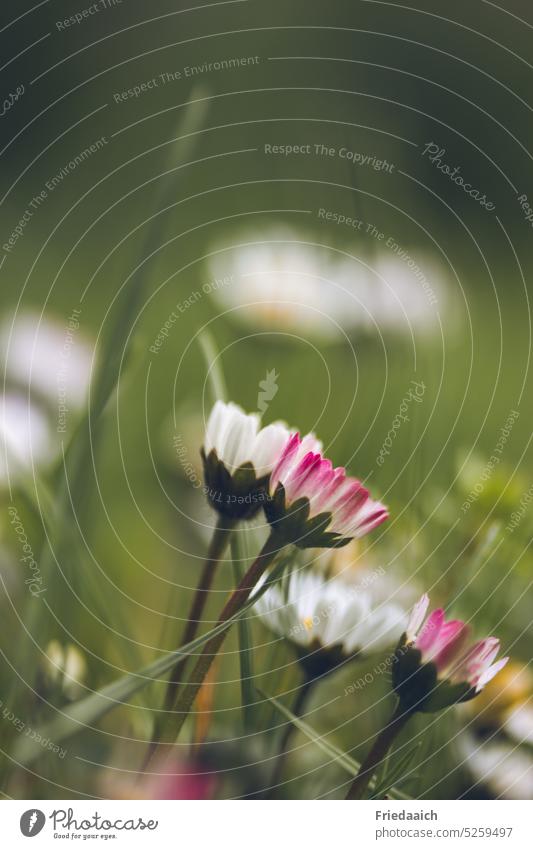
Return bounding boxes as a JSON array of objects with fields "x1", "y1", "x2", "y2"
[{"x1": 0, "y1": 0, "x2": 532, "y2": 799}]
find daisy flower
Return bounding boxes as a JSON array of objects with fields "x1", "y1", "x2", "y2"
[
  {"x1": 265, "y1": 432, "x2": 388, "y2": 547},
  {"x1": 393, "y1": 594, "x2": 509, "y2": 712},
  {"x1": 201, "y1": 400, "x2": 290, "y2": 519},
  {"x1": 254, "y1": 567, "x2": 406, "y2": 678}
]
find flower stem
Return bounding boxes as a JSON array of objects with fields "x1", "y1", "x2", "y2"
[
  {"x1": 231, "y1": 532, "x2": 256, "y2": 732},
  {"x1": 345, "y1": 702, "x2": 412, "y2": 800},
  {"x1": 143, "y1": 516, "x2": 234, "y2": 766},
  {"x1": 164, "y1": 516, "x2": 235, "y2": 709},
  {"x1": 171, "y1": 531, "x2": 284, "y2": 741},
  {"x1": 269, "y1": 676, "x2": 314, "y2": 793}
]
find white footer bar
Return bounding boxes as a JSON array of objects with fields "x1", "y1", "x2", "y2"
[{"x1": 2, "y1": 799, "x2": 530, "y2": 847}]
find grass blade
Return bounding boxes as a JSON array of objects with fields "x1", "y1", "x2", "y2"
[
  {"x1": 259, "y1": 689, "x2": 361, "y2": 776},
  {"x1": 260, "y1": 690, "x2": 410, "y2": 800},
  {"x1": 198, "y1": 329, "x2": 227, "y2": 404}
]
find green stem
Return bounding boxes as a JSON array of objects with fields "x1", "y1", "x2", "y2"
[
  {"x1": 164, "y1": 517, "x2": 235, "y2": 709},
  {"x1": 171, "y1": 532, "x2": 284, "y2": 741},
  {"x1": 269, "y1": 676, "x2": 314, "y2": 793},
  {"x1": 231, "y1": 531, "x2": 257, "y2": 732},
  {"x1": 346, "y1": 702, "x2": 412, "y2": 800}
]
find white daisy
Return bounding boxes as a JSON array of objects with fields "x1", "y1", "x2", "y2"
[
  {"x1": 201, "y1": 400, "x2": 291, "y2": 520},
  {"x1": 254, "y1": 567, "x2": 407, "y2": 674}
]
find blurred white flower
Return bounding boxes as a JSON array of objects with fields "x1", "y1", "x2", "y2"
[
  {"x1": 0, "y1": 393, "x2": 53, "y2": 483},
  {"x1": 0, "y1": 312, "x2": 94, "y2": 485},
  {"x1": 459, "y1": 659, "x2": 533, "y2": 798},
  {"x1": 503, "y1": 701, "x2": 533, "y2": 746},
  {"x1": 207, "y1": 228, "x2": 448, "y2": 340},
  {"x1": 458, "y1": 736, "x2": 533, "y2": 800},
  {"x1": 0, "y1": 311, "x2": 93, "y2": 410},
  {"x1": 370, "y1": 254, "x2": 443, "y2": 331}
]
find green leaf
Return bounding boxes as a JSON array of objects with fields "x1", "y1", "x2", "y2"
[
  {"x1": 260, "y1": 690, "x2": 410, "y2": 800},
  {"x1": 14, "y1": 556, "x2": 290, "y2": 767}
]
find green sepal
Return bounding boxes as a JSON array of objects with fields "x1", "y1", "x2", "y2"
[
  {"x1": 264, "y1": 483, "x2": 349, "y2": 549},
  {"x1": 296, "y1": 640, "x2": 347, "y2": 680},
  {"x1": 420, "y1": 680, "x2": 472, "y2": 713},
  {"x1": 201, "y1": 448, "x2": 269, "y2": 520},
  {"x1": 393, "y1": 637, "x2": 475, "y2": 713},
  {"x1": 392, "y1": 644, "x2": 437, "y2": 711}
]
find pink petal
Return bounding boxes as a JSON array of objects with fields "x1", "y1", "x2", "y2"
[
  {"x1": 350, "y1": 506, "x2": 389, "y2": 537},
  {"x1": 270, "y1": 433, "x2": 299, "y2": 491},
  {"x1": 283, "y1": 452, "x2": 321, "y2": 502},
  {"x1": 307, "y1": 460, "x2": 335, "y2": 510},
  {"x1": 311, "y1": 467, "x2": 346, "y2": 513},
  {"x1": 432, "y1": 622, "x2": 470, "y2": 673},
  {"x1": 291, "y1": 455, "x2": 324, "y2": 501},
  {"x1": 334, "y1": 487, "x2": 369, "y2": 527},
  {"x1": 451, "y1": 637, "x2": 500, "y2": 686},
  {"x1": 416, "y1": 609, "x2": 444, "y2": 656},
  {"x1": 343, "y1": 499, "x2": 388, "y2": 537},
  {"x1": 324, "y1": 478, "x2": 362, "y2": 515},
  {"x1": 332, "y1": 479, "x2": 366, "y2": 511},
  {"x1": 315, "y1": 470, "x2": 347, "y2": 511}
]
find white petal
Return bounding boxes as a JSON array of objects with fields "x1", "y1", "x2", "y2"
[
  {"x1": 204, "y1": 401, "x2": 260, "y2": 469},
  {"x1": 204, "y1": 400, "x2": 231, "y2": 455},
  {"x1": 476, "y1": 656, "x2": 509, "y2": 693},
  {"x1": 346, "y1": 604, "x2": 406, "y2": 654},
  {"x1": 406, "y1": 593, "x2": 430, "y2": 641},
  {"x1": 250, "y1": 421, "x2": 290, "y2": 475},
  {"x1": 228, "y1": 412, "x2": 259, "y2": 470}
]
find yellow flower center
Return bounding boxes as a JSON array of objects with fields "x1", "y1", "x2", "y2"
[{"x1": 303, "y1": 616, "x2": 314, "y2": 632}]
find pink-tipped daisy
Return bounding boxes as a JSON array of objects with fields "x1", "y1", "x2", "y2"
[
  {"x1": 393, "y1": 594, "x2": 509, "y2": 712},
  {"x1": 265, "y1": 432, "x2": 388, "y2": 548}
]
